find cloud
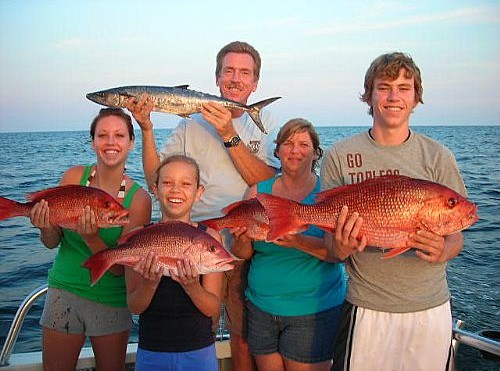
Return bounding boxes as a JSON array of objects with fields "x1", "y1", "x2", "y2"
[
  {"x1": 52, "y1": 37, "x2": 85, "y2": 50},
  {"x1": 307, "y1": 6, "x2": 500, "y2": 36}
]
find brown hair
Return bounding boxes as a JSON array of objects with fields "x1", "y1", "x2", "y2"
[
  {"x1": 154, "y1": 154, "x2": 201, "y2": 187},
  {"x1": 215, "y1": 41, "x2": 261, "y2": 80},
  {"x1": 90, "y1": 108, "x2": 134, "y2": 140},
  {"x1": 274, "y1": 118, "x2": 323, "y2": 171},
  {"x1": 361, "y1": 52, "x2": 424, "y2": 116}
]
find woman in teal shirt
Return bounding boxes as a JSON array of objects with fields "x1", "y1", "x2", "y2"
[
  {"x1": 30, "y1": 108, "x2": 152, "y2": 371},
  {"x1": 232, "y1": 118, "x2": 363, "y2": 371}
]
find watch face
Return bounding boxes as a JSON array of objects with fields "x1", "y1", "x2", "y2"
[
  {"x1": 230, "y1": 136, "x2": 240, "y2": 146},
  {"x1": 225, "y1": 135, "x2": 241, "y2": 147}
]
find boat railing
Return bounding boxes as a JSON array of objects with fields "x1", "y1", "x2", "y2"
[
  {"x1": 1, "y1": 285, "x2": 499, "y2": 367},
  {"x1": 1, "y1": 285, "x2": 47, "y2": 367}
]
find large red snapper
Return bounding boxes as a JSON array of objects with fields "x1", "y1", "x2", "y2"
[
  {"x1": 0, "y1": 185, "x2": 129, "y2": 229},
  {"x1": 201, "y1": 198, "x2": 271, "y2": 240},
  {"x1": 257, "y1": 175, "x2": 479, "y2": 258},
  {"x1": 82, "y1": 221, "x2": 236, "y2": 285}
]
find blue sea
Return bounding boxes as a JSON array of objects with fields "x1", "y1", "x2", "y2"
[{"x1": 0, "y1": 126, "x2": 498, "y2": 370}]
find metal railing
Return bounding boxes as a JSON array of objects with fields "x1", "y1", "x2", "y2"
[
  {"x1": 0, "y1": 285, "x2": 48, "y2": 366},
  {"x1": 1, "y1": 285, "x2": 499, "y2": 367}
]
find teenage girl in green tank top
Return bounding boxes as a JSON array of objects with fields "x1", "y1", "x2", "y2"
[{"x1": 29, "y1": 108, "x2": 152, "y2": 371}]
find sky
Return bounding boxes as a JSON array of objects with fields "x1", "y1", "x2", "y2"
[{"x1": 0, "y1": 0, "x2": 499, "y2": 132}]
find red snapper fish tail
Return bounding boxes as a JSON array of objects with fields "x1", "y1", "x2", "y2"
[
  {"x1": 0, "y1": 197, "x2": 30, "y2": 220},
  {"x1": 82, "y1": 250, "x2": 138, "y2": 286},
  {"x1": 256, "y1": 193, "x2": 307, "y2": 241}
]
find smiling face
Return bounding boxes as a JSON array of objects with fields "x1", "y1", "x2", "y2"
[
  {"x1": 216, "y1": 52, "x2": 258, "y2": 105},
  {"x1": 155, "y1": 159, "x2": 203, "y2": 223},
  {"x1": 369, "y1": 68, "x2": 419, "y2": 130},
  {"x1": 277, "y1": 129, "x2": 317, "y2": 176},
  {"x1": 92, "y1": 115, "x2": 134, "y2": 168}
]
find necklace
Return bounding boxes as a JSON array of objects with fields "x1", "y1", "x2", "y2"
[
  {"x1": 86, "y1": 166, "x2": 126, "y2": 201},
  {"x1": 368, "y1": 128, "x2": 411, "y2": 142}
]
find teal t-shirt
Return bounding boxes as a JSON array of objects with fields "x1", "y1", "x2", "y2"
[
  {"x1": 246, "y1": 176, "x2": 346, "y2": 316},
  {"x1": 48, "y1": 165, "x2": 140, "y2": 308}
]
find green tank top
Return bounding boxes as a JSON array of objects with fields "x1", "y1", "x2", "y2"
[{"x1": 48, "y1": 165, "x2": 141, "y2": 307}]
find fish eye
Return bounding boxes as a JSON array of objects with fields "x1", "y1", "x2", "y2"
[
  {"x1": 208, "y1": 245, "x2": 217, "y2": 252},
  {"x1": 104, "y1": 201, "x2": 111, "y2": 208},
  {"x1": 447, "y1": 198, "x2": 458, "y2": 208}
]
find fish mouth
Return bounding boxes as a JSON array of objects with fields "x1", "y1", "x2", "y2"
[
  {"x1": 215, "y1": 258, "x2": 237, "y2": 271},
  {"x1": 86, "y1": 92, "x2": 101, "y2": 104}
]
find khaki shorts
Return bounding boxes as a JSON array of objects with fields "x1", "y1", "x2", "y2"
[{"x1": 40, "y1": 287, "x2": 132, "y2": 336}]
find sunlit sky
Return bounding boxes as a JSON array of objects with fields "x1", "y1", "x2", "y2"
[{"x1": 0, "y1": 0, "x2": 499, "y2": 132}]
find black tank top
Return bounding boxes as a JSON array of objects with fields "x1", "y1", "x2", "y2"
[{"x1": 138, "y1": 223, "x2": 215, "y2": 352}]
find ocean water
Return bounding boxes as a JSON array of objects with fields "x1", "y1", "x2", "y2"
[{"x1": 0, "y1": 126, "x2": 498, "y2": 370}]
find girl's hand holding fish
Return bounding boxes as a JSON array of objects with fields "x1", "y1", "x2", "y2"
[
  {"x1": 77, "y1": 205, "x2": 99, "y2": 241},
  {"x1": 29, "y1": 200, "x2": 52, "y2": 229},
  {"x1": 133, "y1": 251, "x2": 163, "y2": 286},
  {"x1": 170, "y1": 259, "x2": 200, "y2": 291},
  {"x1": 29, "y1": 200, "x2": 61, "y2": 249}
]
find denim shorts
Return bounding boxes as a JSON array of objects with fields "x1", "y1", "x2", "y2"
[
  {"x1": 136, "y1": 344, "x2": 217, "y2": 371},
  {"x1": 40, "y1": 287, "x2": 132, "y2": 336},
  {"x1": 247, "y1": 300, "x2": 342, "y2": 363}
]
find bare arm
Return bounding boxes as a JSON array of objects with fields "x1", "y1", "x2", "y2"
[
  {"x1": 201, "y1": 102, "x2": 276, "y2": 185},
  {"x1": 126, "y1": 96, "x2": 161, "y2": 191},
  {"x1": 126, "y1": 251, "x2": 163, "y2": 314},
  {"x1": 29, "y1": 200, "x2": 62, "y2": 248},
  {"x1": 170, "y1": 259, "x2": 223, "y2": 317},
  {"x1": 274, "y1": 233, "x2": 337, "y2": 262}
]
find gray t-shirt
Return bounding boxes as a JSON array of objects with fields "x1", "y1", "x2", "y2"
[{"x1": 320, "y1": 130, "x2": 466, "y2": 312}]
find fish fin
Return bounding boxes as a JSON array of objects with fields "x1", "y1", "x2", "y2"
[
  {"x1": 82, "y1": 253, "x2": 115, "y2": 286},
  {"x1": 221, "y1": 199, "x2": 254, "y2": 215},
  {"x1": 25, "y1": 184, "x2": 83, "y2": 202},
  {"x1": 314, "y1": 185, "x2": 353, "y2": 203},
  {"x1": 256, "y1": 193, "x2": 305, "y2": 241},
  {"x1": 174, "y1": 85, "x2": 189, "y2": 89},
  {"x1": 246, "y1": 97, "x2": 281, "y2": 134},
  {"x1": 0, "y1": 196, "x2": 29, "y2": 220},
  {"x1": 381, "y1": 247, "x2": 411, "y2": 259}
]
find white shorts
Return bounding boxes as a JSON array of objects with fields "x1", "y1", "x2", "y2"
[{"x1": 333, "y1": 301, "x2": 454, "y2": 371}]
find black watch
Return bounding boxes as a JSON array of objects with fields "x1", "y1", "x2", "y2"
[{"x1": 223, "y1": 135, "x2": 241, "y2": 148}]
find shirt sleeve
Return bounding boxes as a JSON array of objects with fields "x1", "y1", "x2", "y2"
[{"x1": 320, "y1": 145, "x2": 344, "y2": 191}]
